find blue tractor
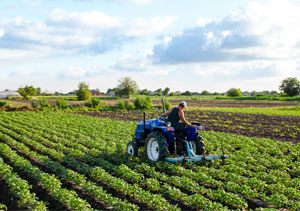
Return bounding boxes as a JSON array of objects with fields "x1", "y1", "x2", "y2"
[{"x1": 126, "y1": 100, "x2": 228, "y2": 162}]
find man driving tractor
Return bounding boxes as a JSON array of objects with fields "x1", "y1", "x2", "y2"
[{"x1": 163, "y1": 101, "x2": 196, "y2": 131}]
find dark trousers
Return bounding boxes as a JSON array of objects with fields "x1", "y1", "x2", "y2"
[{"x1": 173, "y1": 122, "x2": 186, "y2": 132}]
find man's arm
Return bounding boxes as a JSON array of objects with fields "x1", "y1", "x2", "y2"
[
  {"x1": 162, "y1": 107, "x2": 174, "y2": 117},
  {"x1": 178, "y1": 110, "x2": 195, "y2": 127}
]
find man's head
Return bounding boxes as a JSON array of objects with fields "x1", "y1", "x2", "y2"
[{"x1": 178, "y1": 101, "x2": 187, "y2": 110}]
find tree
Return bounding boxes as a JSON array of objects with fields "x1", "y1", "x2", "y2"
[
  {"x1": 18, "y1": 85, "x2": 38, "y2": 99},
  {"x1": 155, "y1": 88, "x2": 162, "y2": 96},
  {"x1": 226, "y1": 88, "x2": 242, "y2": 97},
  {"x1": 201, "y1": 90, "x2": 210, "y2": 95},
  {"x1": 163, "y1": 87, "x2": 170, "y2": 96},
  {"x1": 182, "y1": 90, "x2": 192, "y2": 96},
  {"x1": 117, "y1": 77, "x2": 138, "y2": 98},
  {"x1": 279, "y1": 77, "x2": 300, "y2": 97},
  {"x1": 140, "y1": 89, "x2": 150, "y2": 95},
  {"x1": 75, "y1": 82, "x2": 91, "y2": 101}
]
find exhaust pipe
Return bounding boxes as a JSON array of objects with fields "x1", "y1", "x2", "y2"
[
  {"x1": 162, "y1": 98, "x2": 166, "y2": 115},
  {"x1": 143, "y1": 112, "x2": 146, "y2": 130}
]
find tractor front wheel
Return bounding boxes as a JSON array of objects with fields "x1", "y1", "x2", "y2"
[
  {"x1": 193, "y1": 134, "x2": 205, "y2": 155},
  {"x1": 145, "y1": 131, "x2": 168, "y2": 162},
  {"x1": 127, "y1": 141, "x2": 138, "y2": 157}
]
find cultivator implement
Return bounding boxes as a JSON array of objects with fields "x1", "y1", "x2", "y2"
[{"x1": 165, "y1": 140, "x2": 229, "y2": 162}]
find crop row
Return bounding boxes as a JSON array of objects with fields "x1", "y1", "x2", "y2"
[
  {"x1": 1, "y1": 112, "x2": 299, "y2": 190},
  {"x1": 0, "y1": 114, "x2": 249, "y2": 209},
  {"x1": 0, "y1": 119, "x2": 238, "y2": 210},
  {"x1": 0, "y1": 111, "x2": 299, "y2": 210},
  {"x1": 0, "y1": 117, "x2": 292, "y2": 209},
  {"x1": 0, "y1": 126, "x2": 179, "y2": 210},
  {"x1": 0, "y1": 156, "x2": 47, "y2": 210},
  {"x1": 0, "y1": 141, "x2": 93, "y2": 210}
]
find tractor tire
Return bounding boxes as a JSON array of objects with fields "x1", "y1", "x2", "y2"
[
  {"x1": 145, "y1": 130, "x2": 168, "y2": 162},
  {"x1": 127, "y1": 141, "x2": 138, "y2": 157},
  {"x1": 193, "y1": 134, "x2": 205, "y2": 155}
]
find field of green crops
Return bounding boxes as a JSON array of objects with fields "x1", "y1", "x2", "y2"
[
  {"x1": 192, "y1": 106, "x2": 300, "y2": 117},
  {"x1": 0, "y1": 111, "x2": 300, "y2": 210}
]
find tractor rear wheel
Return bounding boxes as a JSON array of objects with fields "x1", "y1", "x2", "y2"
[
  {"x1": 127, "y1": 141, "x2": 138, "y2": 157},
  {"x1": 145, "y1": 131, "x2": 168, "y2": 162},
  {"x1": 193, "y1": 134, "x2": 205, "y2": 155}
]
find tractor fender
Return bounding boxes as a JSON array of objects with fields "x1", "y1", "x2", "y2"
[{"x1": 152, "y1": 127, "x2": 174, "y2": 145}]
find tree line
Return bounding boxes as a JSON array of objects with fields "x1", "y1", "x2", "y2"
[{"x1": 14, "y1": 77, "x2": 300, "y2": 100}]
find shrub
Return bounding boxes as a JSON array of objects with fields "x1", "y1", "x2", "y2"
[
  {"x1": 0, "y1": 101, "x2": 7, "y2": 107},
  {"x1": 39, "y1": 98, "x2": 50, "y2": 108},
  {"x1": 116, "y1": 100, "x2": 126, "y2": 110},
  {"x1": 124, "y1": 100, "x2": 135, "y2": 110},
  {"x1": 134, "y1": 96, "x2": 143, "y2": 108},
  {"x1": 31, "y1": 101, "x2": 38, "y2": 108},
  {"x1": 75, "y1": 82, "x2": 91, "y2": 101},
  {"x1": 134, "y1": 96, "x2": 152, "y2": 109},
  {"x1": 91, "y1": 98, "x2": 101, "y2": 108},
  {"x1": 56, "y1": 98, "x2": 67, "y2": 109},
  {"x1": 226, "y1": 88, "x2": 242, "y2": 97},
  {"x1": 164, "y1": 99, "x2": 171, "y2": 110}
]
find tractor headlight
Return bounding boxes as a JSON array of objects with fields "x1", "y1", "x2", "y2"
[{"x1": 166, "y1": 121, "x2": 171, "y2": 127}]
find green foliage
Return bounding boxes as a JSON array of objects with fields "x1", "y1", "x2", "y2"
[
  {"x1": 56, "y1": 98, "x2": 67, "y2": 109},
  {"x1": 182, "y1": 90, "x2": 192, "y2": 96},
  {"x1": 154, "y1": 88, "x2": 162, "y2": 96},
  {"x1": 163, "y1": 87, "x2": 170, "y2": 96},
  {"x1": 31, "y1": 101, "x2": 38, "y2": 108},
  {"x1": 0, "y1": 101, "x2": 7, "y2": 107},
  {"x1": 124, "y1": 100, "x2": 135, "y2": 110},
  {"x1": 75, "y1": 82, "x2": 91, "y2": 101},
  {"x1": 226, "y1": 88, "x2": 242, "y2": 97},
  {"x1": 139, "y1": 89, "x2": 150, "y2": 95},
  {"x1": 164, "y1": 99, "x2": 171, "y2": 110},
  {"x1": 39, "y1": 98, "x2": 50, "y2": 108},
  {"x1": 134, "y1": 96, "x2": 152, "y2": 109},
  {"x1": 116, "y1": 100, "x2": 126, "y2": 110},
  {"x1": 18, "y1": 85, "x2": 38, "y2": 99},
  {"x1": 117, "y1": 77, "x2": 138, "y2": 98},
  {"x1": 116, "y1": 100, "x2": 135, "y2": 110},
  {"x1": 279, "y1": 77, "x2": 300, "y2": 97},
  {"x1": 1, "y1": 112, "x2": 300, "y2": 210},
  {"x1": 201, "y1": 90, "x2": 211, "y2": 95}
]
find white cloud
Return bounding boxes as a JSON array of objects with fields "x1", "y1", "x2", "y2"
[
  {"x1": 196, "y1": 17, "x2": 212, "y2": 27},
  {"x1": 9, "y1": 66, "x2": 35, "y2": 77},
  {"x1": 151, "y1": 0, "x2": 300, "y2": 64},
  {"x1": 0, "y1": 9, "x2": 173, "y2": 58},
  {"x1": 57, "y1": 66, "x2": 110, "y2": 79}
]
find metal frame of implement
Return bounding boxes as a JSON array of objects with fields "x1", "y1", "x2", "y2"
[{"x1": 165, "y1": 141, "x2": 229, "y2": 163}]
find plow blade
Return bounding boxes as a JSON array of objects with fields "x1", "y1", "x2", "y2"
[{"x1": 165, "y1": 154, "x2": 229, "y2": 163}]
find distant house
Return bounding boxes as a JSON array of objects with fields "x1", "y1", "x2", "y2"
[
  {"x1": 0, "y1": 91, "x2": 21, "y2": 98},
  {"x1": 90, "y1": 89, "x2": 105, "y2": 96}
]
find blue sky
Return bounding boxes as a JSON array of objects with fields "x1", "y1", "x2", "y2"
[{"x1": 1, "y1": 0, "x2": 300, "y2": 93}]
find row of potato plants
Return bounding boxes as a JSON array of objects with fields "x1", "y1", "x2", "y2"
[
  {"x1": 0, "y1": 112, "x2": 296, "y2": 209},
  {"x1": 0, "y1": 112, "x2": 297, "y2": 209},
  {"x1": 0, "y1": 140, "x2": 93, "y2": 211},
  {"x1": 0, "y1": 157, "x2": 47, "y2": 210},
  {"x1": 0, "y1": 128, "x2": 138, "y2": 210},
  {"x1": 3, "y1": 113, "x2": 298, "y2": 200},
  {"x1": 1, "y1": 120, "x2": 230, "y2": 210},
  {"x1": 0, "y1": 124, "x2": 178, "y2": 211},
  {"x1": 0, "y1": 116, "x2": 249, "y2": 210},
  {"x1": 0, "y1": 115, "x2": 250, "y2": 209},
  {"x1": 0, "y1": 120, "x2": 284, "y2": 208}
]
